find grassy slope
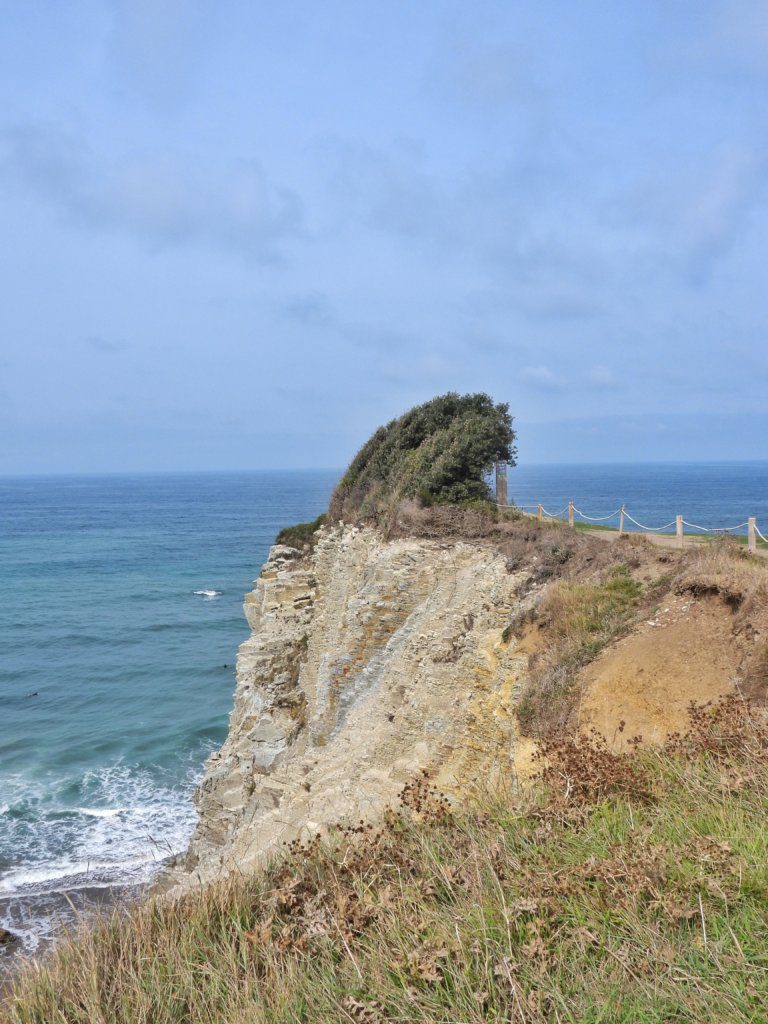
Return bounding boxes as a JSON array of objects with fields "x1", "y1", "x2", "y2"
[
  {"x1": 515, "y1": 536, "x2": 768, "y2": 740},
  {"x1": 515, "y1": 564, "x2": 646, "y2": 738},
  {"x1": 5, "y1": 702, "x2": 768, "y2": 1024}
]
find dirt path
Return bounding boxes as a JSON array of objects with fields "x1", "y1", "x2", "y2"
[{"x1": 585, "y1": 528, "x2": 768, "y2": 559}]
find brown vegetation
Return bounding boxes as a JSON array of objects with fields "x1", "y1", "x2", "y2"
[
  {"x1": 7, "y1": 507, "x2": 767, "y2": 1020},
  {"x1": 392, "y1": 500, "x2": 638, "y2": 584},
  {"x1": 513, "y1": 537, "x2": 768, "y2": 742},
  {"x1": 4, "y1": 698, "x2": 768, "y2": 1023}
]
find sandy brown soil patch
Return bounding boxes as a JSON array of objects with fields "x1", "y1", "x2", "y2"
[{"x1": 577, "y1": 594, "x2": 740, "y2": 748}]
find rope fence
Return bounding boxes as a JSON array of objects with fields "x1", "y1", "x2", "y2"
[
  {"x1": 572, "y1": 506, "x2": 623, "y2": 523},
  {"x1": 681, "y1": 519, "x2": 750, "y2": 534},
  {"x1": 492, "y1": 464, "x2": 767, "y2": 555},
  {"x1": 623, "y1": 511, "x2": 678, "y2": 532}
]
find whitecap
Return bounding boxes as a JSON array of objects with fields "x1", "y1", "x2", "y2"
[
  {"x1": 0, "y1": 762, "x2": 204, "y2": 900},
  {"x1": 74, "y1": 807, "x2": 125, "y2": 819},
  {"x1": 0, "y1": 862, "x2": 99, "y2": 892},
  {"x1": 192, "y1": 589, "x2": 222, "y2": 599},
  {"x1": 0, "y1": 856, "x2": 156, "y2": 894},
  {"x1": 0, "y1": 751, "x2": 217, "y2": 963}
]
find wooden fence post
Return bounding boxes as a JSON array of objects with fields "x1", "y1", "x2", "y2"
[
  {"x1": 676, "y1": 515, "x2": 684, "y2": 549},
  {"x1": 495, "y1": 461, "x2": 508, "y2": 508},
  {"x1": 619, "y1": 505, "x2": 625, "y2": 536},
  {"x1": 748, "y1": 517, "x2": 757, "y2": 554},
  {"x1": 537, "y1": 503, "x2": 543, "y2": 523},
  {"x1": 568, "y1": 501, "x2": 574, "y2": 528}
]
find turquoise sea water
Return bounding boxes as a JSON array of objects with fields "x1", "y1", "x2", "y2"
[
  {"x1": 1, "y1": 463, "x2": 767, "y2": 957},
  {"x1": 0, "y1": 471, "x2": 337, "y2": 955}
]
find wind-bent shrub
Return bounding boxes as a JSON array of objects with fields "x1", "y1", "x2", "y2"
[
  {"x1": 329, "y1": 392, "x2": 516, "y2": 523},
  {"x1": 275, "y1": 514, "x2": 326, "y2": 550}
]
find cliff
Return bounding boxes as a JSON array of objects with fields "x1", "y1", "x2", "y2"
[
  {"x1": 10, "y1": 518, "x2": 768, "y2": 1021},
  {"x1": 170, "y1": 523, "x2": 532, "y2": 888},
  {"x1": 169, "y1": 516, "x2": 768, "y2": 893}
]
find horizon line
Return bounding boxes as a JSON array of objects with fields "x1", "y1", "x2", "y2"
[{"x1": 3, "y1": 458, "x2": 768, "y2": 480}]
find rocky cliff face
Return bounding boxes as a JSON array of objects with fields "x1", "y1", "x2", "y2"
[{"x1": 170, "y1": 524, "x2": 530, "y2": 889}]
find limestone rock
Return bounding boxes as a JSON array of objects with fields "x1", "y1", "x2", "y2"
[{"x1": 168, "y1": 524, "x2": 530, "y2": 890}]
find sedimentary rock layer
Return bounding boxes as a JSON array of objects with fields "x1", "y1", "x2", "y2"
[{"x1": 171, "y1": 524, "x2": 528, "y2": 888}]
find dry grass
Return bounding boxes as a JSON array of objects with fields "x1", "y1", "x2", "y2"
[
  {"x1": 676, "y1": 542, "x2": 768, "y2": 701},
  {"x1": 515, "y1": 538, "x2": 768, "y2": 741},
  {"x1": 676, "y1": 539, "x2": 768, "y2": 611},
  {"x1": 4, "y1": 700, "x2": 768, "y2": 1024},
  {"x1": 391, "y1": 501, "x2": 639, "y2": 588},
  {"x1": 516, "y1": 565, "x2": 643, "y2": 738}
]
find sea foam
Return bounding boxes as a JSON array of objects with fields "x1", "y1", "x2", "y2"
[{"x1": 0, "y1": 759, "x2": 208, "y2": 954}]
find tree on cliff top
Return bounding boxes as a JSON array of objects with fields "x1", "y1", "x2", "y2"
[{"x1": 328, "y1": 392, "x2": 516, "y2": 523}]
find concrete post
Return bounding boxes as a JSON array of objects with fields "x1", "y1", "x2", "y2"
[
  {"x1": 568, "y1": 501, "x2": 574, "y2": 529},
  {"x1": 748, "y1": 517, "x2": 757, "y2": 554},
  {"x1": 619, "y1": 505, "x2": 625, "y2": 536},
  {"x1": 495, "y1": 461, "x2": 508, "y2": 508},
  {"x1": 537, "y1": 503, "x2": 543, "y2": 523},
  {"x1": 676, "y1": 515, "x2": 684, "y2": 549}
]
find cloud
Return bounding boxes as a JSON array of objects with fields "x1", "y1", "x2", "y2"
[
  {"x1": 427, "y1": 25, "x2": 545, "y2": 112},
  {"x1": 0, "y1": 124, "x2": 303, "y2": 261},
  {"x1": 667, "y1": 0, "x2": 768, "y2": 79},
  {"x1": 323, "y1": 112, "x2": 766, "y2": 315},
  {"x1": 280, "y1": 293, "x2": 336, "y2": 328},
  {"x1": 713, "y1": 0, "x2": 768, "y2": 75},
  {"x1": 322, "y1": 138, "x2": 458, "y2": 246},
  {"x1": 677, "y1": 145, "x2": 766, "y2": 277},
  {"x1": 319, "y1": 134, "x2": 619, "y2": 329},
  {"x1": 107, "y1": 0, "x2": 221, "y2": 108},
  {"x1": 520, "y1": 365, "x2": 564, "y2": 391},
  {"x1": 619, "y1": 143, "x2": 767, "y2": 282},
  {"x1": 586, "y1": 365, "x2": 619, "y2": 390},
  {"x1": 84, "y1": 335, "x2": 128, "y2": 354},
  {"x1": 515, "y1": 288, "x2": 602, "y2": 322},
  {"x1": 321, "y1": 137, "x2": 577, "y2": 272},
  {"x1": 377, "y1": 349, "x2": 455, "y2": 387}
]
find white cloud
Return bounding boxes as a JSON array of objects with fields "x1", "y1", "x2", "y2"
[
  {"x1": 520, "y1": 365, "x2": 564, "y2": 391},
  {"x1": 280, "y1": 293, "x2": 336, "y2": 327},
  {"x1": 673, "y1": 0, "x2": 768, "y2": 78},
  {"x1": 107, "y1": 0, "x2": 220, "y2": 108},
  {"x1": 619, "y1": 142, "x2": 767, "y2": 281},
  {"x1": 0, "y1": 124, "x2": 303, "y2": 261},
  {"x1": 84, "y1": 335, "x2": 128, "y2": 354},
  {"x1": 586, "y1": 365, "x2": 619, "y2": 389}
]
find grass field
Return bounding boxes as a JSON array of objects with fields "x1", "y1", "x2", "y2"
[{"x1": 4, "y1": 698, "x2": 767, "y2": 1024}]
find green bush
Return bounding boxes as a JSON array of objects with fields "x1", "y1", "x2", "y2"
[
  {"x1": 275, "y1": 514, "x2": 326, "y2": 550},
  {"x1": 329, "y1": 392, "x2": 516, "y2": 522}
]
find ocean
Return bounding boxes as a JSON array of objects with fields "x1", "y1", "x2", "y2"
[
  {"x1": 1, "y1": 462, "x2": 767, "y2": 961},
  {"x1": 0, "y1": 471, "x2": 337, "y2": 961},
  {"x1": 505, "y1": 461, "x2": 768, "y2": 536}
]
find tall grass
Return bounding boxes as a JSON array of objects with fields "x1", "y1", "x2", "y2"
[
  {"x1": 4, "y1": 699, "x2": 767, "y2": 1024},
  {"x1": 517, "y1": 564, "x2": 643, "y2": 738}
]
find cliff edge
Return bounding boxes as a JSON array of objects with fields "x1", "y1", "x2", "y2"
[
  {"x1": 170, "y1": 522, "x2": 532, "y2": 888},
  {"x1": 168, "y1": 513, "x2": 768, "y2": 893}
]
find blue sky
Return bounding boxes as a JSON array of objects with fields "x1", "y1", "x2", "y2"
[{"x1": 1, "y1": 1, "x2": 767, "y2": 473}]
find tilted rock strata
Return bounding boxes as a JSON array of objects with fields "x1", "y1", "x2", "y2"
[{"x1": 171, "y1": 524, "x2": 529, "y2": 889}]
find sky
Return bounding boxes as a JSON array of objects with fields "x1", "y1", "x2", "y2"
[{"x1": 1, "y1": 0, "x2": 767, "y2": 473}]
